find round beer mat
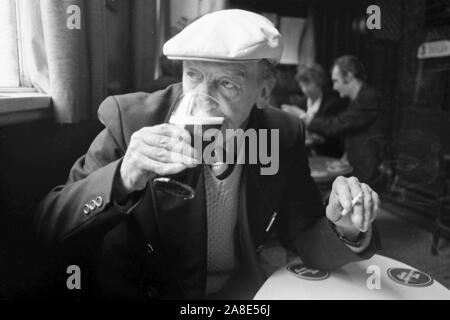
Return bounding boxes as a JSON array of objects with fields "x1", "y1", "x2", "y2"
[
  {"x1": 387, "y1": 268, "x2": 434, "y2": 287},
  {"x1": 286, "y1": 263, "x2": 330, "y2": 281}
]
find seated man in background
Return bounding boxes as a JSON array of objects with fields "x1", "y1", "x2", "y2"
[
  {"x1": 35, "y1": 10, "x2": 380, "y2": 300},
  {"x1": 282, "y1": 63, "x2": 348, "y2": 157},
  {"x1": 304, "y1": 56, "x2": 387, "y2": 189}
]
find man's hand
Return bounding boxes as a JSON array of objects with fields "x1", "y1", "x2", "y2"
[
  {"x1": 119, "y1": 124, "x2": 199, "y2": 194},
  {"x1": 281, "y1": 104, "x2": 306, "y2": 118},
  {"x1": 300, "y1": 113, "x2": 313, "y2": 126},
  {"x1": 326, "y1": 176, "x2": 380, "y2": 240}
]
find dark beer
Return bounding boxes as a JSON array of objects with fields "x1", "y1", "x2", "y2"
[
  {"x1": 153, "y1": 115, "x2": 224, "y2": 200},
  {"x1": 170, "y1": 115, "x2": 224, "y2": 152}
]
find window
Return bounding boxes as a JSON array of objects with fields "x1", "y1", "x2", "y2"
[
  {"x1": 0, "y1": 0, "x2": 31, "y2": 90},
  {"x1": 0, "y1": 0, "x2": 50, "y2": 125},
  {"x1": 0, "y1": 0, "x2": 20, "y2": 88}
]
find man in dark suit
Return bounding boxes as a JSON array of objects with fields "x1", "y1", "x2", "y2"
[
  {"x1": 35, "y1": 10, "x2": 380, "y2": 300},
  {"x1": 306, "y1": 56, "x2": 387, "y2": 188}
]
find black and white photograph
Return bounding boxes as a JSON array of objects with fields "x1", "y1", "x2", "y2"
[{"x1": 0, "y1": 0, "x2": 449, "y2": 304}]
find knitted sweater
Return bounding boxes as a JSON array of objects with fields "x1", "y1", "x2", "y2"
[{"x1": 204, "y1": 163, "x2": 243, "y2": 295}]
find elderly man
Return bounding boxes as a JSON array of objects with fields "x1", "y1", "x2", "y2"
[{"x1": 36, "y1": 10, "x2": 380, "y2": 300}]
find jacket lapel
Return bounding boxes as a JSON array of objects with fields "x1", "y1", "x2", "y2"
[
  {"x1": 243, "y1": 108, "x2": 283, "y2": 247},
  {"x1": 237, "y1": 173, "x2": 266, "y2": 289}
]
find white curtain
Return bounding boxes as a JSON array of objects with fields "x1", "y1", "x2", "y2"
[
  {"x1": 18, "y1": 0, "x2": 107, "y2": 123},
  {"x1": 18, "y1": 0, "x2": 49, "y2": 93}
]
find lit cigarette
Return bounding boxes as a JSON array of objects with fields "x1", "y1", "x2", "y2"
[
  {"x1": 341, "y1": 192, "x2": 362, "y2": 216},
  {"x1": 265, "y1": 212, "x2": 277, "y2": 232}
]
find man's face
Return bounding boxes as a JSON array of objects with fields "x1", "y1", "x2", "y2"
[
  {"x1": 182, "y1": 60, "x2": 263, "y2": 129},
  {"x1": 331, "y1": 66, "x2": 350, "y2": 98}
]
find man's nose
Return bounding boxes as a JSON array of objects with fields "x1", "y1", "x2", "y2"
[{"x1": 195, "y1": 80, "x2": 216, "y2": 97}]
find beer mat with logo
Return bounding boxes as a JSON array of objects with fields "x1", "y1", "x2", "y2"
[
  {"x1": 387, "y1": 268, "x2": 434, "y2": 287},
  {"x1": 286, "y1": 263, "x2": 330, "y2": 281}
]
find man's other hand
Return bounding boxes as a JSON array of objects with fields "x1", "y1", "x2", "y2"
[
  {"x1": 281, "y1": 104, "x2": 306, "y2": 118},
  {"x1": 326, "y1": 176, "x2": 380, "y2": 239}
]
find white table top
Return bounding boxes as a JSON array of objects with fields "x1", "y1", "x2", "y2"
[{"x1": 254, "y1": 254, "x2": 450, "y2": 300}]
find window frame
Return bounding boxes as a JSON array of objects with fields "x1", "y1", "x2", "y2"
[{"x1": 0, "y1": 0, "x2": 51, "y2": 126}]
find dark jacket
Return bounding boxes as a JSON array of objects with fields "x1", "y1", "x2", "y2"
[
  {"x1": 308, "y1": 84, "x2": 387, "y2": 185},
  {"x1": 35, "y1": 83, "x2": 377, "y2": 300},
  {"x1": 297, "y1": 92, "x2": 348, "y2": 157}
]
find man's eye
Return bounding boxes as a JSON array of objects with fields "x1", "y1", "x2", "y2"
[
  {"x1": 221, "y1": 80, "x2": 237, "y2": 90},
  {"x1": 187, "y1": 71, "x2": 202, "y2": 81}
]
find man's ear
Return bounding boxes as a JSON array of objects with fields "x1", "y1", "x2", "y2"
[
  {"x1": 343, "y1": 72, "x2": 354, "y2": 84},
  {"x1": 256, "y1": 78, "x2": 276, "y2": 109}
]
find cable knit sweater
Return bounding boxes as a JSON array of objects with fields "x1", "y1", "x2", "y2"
[{"x1": 204, "y1": 163, "x2": 243, "y2": 295}]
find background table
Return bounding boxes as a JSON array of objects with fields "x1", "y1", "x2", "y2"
[
  {"x1": 308, "y1": 156, "x2": 353, "y2": 199},
  {"x1": 254, "y1": 254, "x2": 450, "y2": 300},
  {"x1": 305, "y1": 132, "x2": 325, "y2": 148},
  {"x1": 309, "y1": 156, "x2": 353, "y2": 183}
]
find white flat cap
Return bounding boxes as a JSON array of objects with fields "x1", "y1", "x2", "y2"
[{"x1": 163, "y1": 9, "x2": 284, "y2": 63}]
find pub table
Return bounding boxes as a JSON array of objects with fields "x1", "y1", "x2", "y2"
[
  {"x1": 253, "y1": 254, "x2": 450, "y2": 300},
  {"x1": 308, "y1": 156, "x2": 353, "y2": 198}
]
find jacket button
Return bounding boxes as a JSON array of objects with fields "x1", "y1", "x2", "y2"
[
  {"x1": 94, "y1": 196, "x2": 103, "y2": 207},
  {"x1": 146, "y1": 286, "x2": 159, "y2": 299},
  {"x1": 83, "y1": 204, "x2": 90, "y2": 214},
  {"x1": 88, "y1": 200, "x2": 96, "y2": 210}
]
